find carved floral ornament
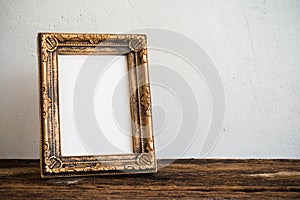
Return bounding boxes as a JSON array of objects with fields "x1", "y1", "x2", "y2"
[
  {"x1": 42, "y1": 85, "x2": 51, "y2": 119},
  {"x1": 141, "y1": 84, "x2": 152, "y2": 117},
  {"x1": 38, "y1": 33, "x2": 156, "y2": 178}
]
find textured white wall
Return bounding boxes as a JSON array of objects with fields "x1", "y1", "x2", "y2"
[{"x1": 0, "y1": 0, "x2": 299, "y2": 158}]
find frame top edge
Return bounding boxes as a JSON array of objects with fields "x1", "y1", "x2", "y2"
[{"x1": 37, "y1": 32, "x2": 146, "y2": 37}]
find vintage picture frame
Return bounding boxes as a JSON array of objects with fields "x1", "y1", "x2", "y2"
[{"x1": 37, "y1": 33, "x2": 156, "y2": 178}]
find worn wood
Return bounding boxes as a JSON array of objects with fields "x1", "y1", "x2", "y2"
[{"x1": 1, "y1": 159, "x2": 300, "y2": 199}]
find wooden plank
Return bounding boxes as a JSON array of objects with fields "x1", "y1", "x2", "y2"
[{"x1": 0, "y1": 159, "x2": 300, "y2": 199}]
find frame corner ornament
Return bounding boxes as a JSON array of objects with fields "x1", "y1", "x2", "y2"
[{"x1": 129, "y1": 38, "x2": 145, "y2": 52}]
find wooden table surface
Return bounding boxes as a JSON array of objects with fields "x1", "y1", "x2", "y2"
[{"x1": 1, "y1": 159, "x2": 300, "y2": 199}]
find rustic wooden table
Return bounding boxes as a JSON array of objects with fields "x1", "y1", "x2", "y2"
[{"x1": 1, "y1": 159, "x2": 299, "y2": 199}]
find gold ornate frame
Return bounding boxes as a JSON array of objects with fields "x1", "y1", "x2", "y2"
[{"x1": 37, "y1": 33, "x2": 156, "y2": 178}]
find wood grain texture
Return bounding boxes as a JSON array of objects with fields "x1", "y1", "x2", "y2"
[{"x1": 0, "y1": 159, "x2": 300, "y2": 199}]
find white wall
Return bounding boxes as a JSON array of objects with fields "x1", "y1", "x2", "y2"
[{"x1": 0, "y1": 0, "x2": 299, "y2": 159}]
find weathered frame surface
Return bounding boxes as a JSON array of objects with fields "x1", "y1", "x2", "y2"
[{"x1": 37, "y1": 33, "x2": 156, "y2": 178}]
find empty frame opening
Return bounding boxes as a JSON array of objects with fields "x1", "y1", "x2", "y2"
[{"x1": 58, "y1": 55, "x2": 133, "y2": 156}]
